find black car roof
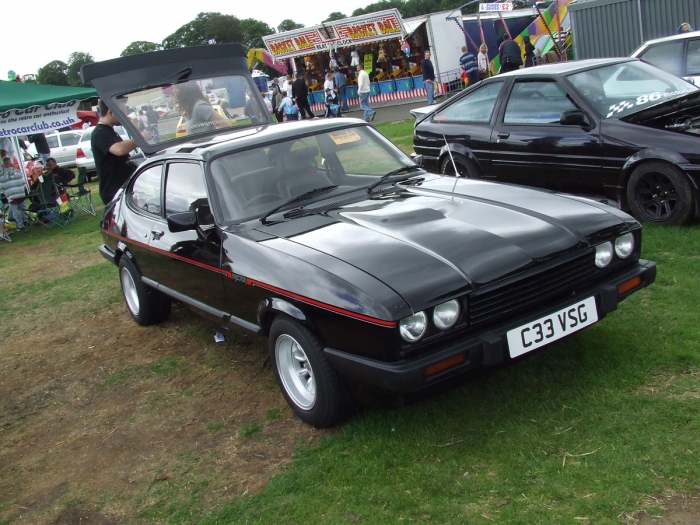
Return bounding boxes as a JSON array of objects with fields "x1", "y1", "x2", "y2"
[
  {"x1": 496, "y1": 57, "x2": 637, "y2": 77},
  {"x1": 152, "y1": 118, "x2": 372, "y2": 161}
]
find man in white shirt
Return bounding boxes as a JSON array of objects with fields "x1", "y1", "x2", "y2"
[{"x1": 356, "y1": 64, "x2": 375, "y2": 122}]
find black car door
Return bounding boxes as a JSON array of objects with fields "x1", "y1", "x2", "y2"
[
  {"x1": 145, "y1": 161, "x2": 229, "y2": 313},
  {"x1": 490, "y1": 78, "x2": 603, "y2": 195}
]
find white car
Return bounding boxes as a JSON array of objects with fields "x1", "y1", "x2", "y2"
[
  {"x1": 76, "y1": 126, "x2": 142, "y2": 179},
  {"x1": 26, "y1": 130, "x2": 83, "y2": 168},
  {"x1": 631, "y1": 30, "x2": 700, "y2": 85}
]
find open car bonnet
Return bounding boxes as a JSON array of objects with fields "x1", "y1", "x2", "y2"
[
  {"x1": 621, "y1": 90, "x2": 700, "y2": 132},
  {"x1": 80, "y1": 44, "x2": 271, "y2": 156}
]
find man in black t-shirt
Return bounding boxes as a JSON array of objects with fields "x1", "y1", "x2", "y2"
[
  {"x1": 28, "y1": 133, "x2": 51, "y2": 164},
  {"x1": 92, "y1": 99, "x2": 140, "y2": 204}
]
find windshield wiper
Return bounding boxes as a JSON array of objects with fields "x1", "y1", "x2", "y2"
[
  {"x1": 260, "y1": 185, "x2": 338, "y2": 223},
  {"x1": 366, "y1": 166, "x2": 422, "y2": 193}
]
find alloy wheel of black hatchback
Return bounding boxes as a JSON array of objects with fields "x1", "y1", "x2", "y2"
[
  {"x1": 627, "y1": 162, "x2": 693, "y2": 225},
  {"x1": 440, "y1": 154, "x2": 476, "y2": 178}
]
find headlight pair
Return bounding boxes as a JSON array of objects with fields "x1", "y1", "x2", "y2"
[
  {"x1": 399, "y1": 299, "x2": 461, "y2": 343},
  {"x1": 594, "y1": 233, "x2": 635, "y2": 268}
]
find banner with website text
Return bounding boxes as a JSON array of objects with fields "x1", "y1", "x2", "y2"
[
  {"x1": 263, "y1": 9, "x2": 406, "y2": 61},
  {"x1": 0, "y1": 100, "x2": 81, "y2": 136}
]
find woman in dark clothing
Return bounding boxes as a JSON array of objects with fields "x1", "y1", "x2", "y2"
[{"x1": 523, "y1": 36, "x2": 536, "y2": 68}]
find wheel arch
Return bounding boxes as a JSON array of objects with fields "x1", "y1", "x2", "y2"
[
  {"x1": 258, "y1": 297, "x2": 312, "y2": 338},
  {"x1": 618, "y1": 150, "x2": 698, "y2": 211},
  {"x1": 438, "y1": 143, "x2": 483, "y2": 176}
]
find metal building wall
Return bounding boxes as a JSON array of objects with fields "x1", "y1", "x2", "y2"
[{"x1": 570, "y1": 0, "x2": 700, "y2": 59}]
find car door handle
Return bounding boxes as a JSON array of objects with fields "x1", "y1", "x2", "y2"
[
  {"x1": 151, "y1": 230, "x2": 164, "y2": 240},
  {"x1": 497, "y1": 132, "x2": 510, "y2": 139}
]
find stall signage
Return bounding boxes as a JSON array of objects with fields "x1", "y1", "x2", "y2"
[
  {"x1": 0, "y1": 100, "x2": 81, "y2": 136},
  {"x1": 479, "y1": 3, "x2": 514, "y2": 11},
  {"x1": 363, "y1": 54, "x2": 373, "y2": 76},
  {"x1": 263, "y1": 9, "x2": 406, "y2": 60}
]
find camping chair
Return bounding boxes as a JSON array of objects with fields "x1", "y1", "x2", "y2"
[
  {"x1": 0, "y1": 197, "x2": 12, "y2": 242},
  {"x1": 63, "y1": 167, "x2": 95, "y2": 216},
  {"x1": 26, "y1": 175, "x2": 72, "y2": 229}
]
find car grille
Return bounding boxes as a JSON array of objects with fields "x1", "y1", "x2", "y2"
[{"x1": 468, "y1": 251, "x2": 595, "y2": 327}]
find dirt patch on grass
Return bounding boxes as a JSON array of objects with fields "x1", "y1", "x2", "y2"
[
  {"x1": 625, "y1": 491, "x2": 700, "y2": 525},
  {"x1": 634, "y1": 368, "x2": 700, "y2": 399},
  {"x1": 0, "y1": 303, "x2": 321, "y2": 524}
]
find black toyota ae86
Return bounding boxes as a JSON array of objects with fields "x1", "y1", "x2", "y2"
[
  {"x1": 82, "y1": 45, "x2": 656, "y2": 427},
  {"x1": 412, "y1": 58, "x2": 700, "y2": 226}
]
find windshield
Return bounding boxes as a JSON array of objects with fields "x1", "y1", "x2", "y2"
[
  {"x1": 567, "y1": 61, "x2": 698, "y2": 118},
  {"x1": 114, "y1": 74, "x2": 270, "y2": 146},
  {"x1": 209, "y1": 126, "x2": 417, "y2": 223}
]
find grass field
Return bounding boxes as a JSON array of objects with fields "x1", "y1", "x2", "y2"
[{"x1": 0, "y1": 123, "x2": 699, "y2": 524}]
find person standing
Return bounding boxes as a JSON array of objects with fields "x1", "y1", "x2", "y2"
[
  {"x1": 334, "y1": 68, "x2": 348, "y2": 111},
  {"x1": 421, "y1": 50, "x2": 436, "y2": 104},
  {"x1": 677, "y1": 22, "x2": 694, "y2": 34},
  {"x1": 459, "y1": 46, "x2": 478, "y2": 87},
  {"x1": 356, "y1": 64, "x2": 375, "y2": 122},
  {"x1": 282, "y1": 75, "x2": 293, "y2": 97},
  {"x1": 523, "y1": 36, "x2": 536, "y2": 68},
  {"x1": 270, "y1": 86, "x2": 284, "y2": 123},
  {"x1": 292, "y1": 73, "x2": 315, "y2": 119},
  {"x1": 499, "y1": 35, "x2": 523, "y2": 74},
  {"x1": 0, "y1": 155, "x2": 28, "y2": 229},
  {"x1": 27, "y1": 133, "x2": 50, "y2": 164},
  {"x1": 477, "y1": 44, "x2": 489, "y2": 80},
  {"x1": 91, "y1": 99, "x2": 140, "y2": 205}
]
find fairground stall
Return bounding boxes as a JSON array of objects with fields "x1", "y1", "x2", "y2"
[{"x1": 263, "y1": 9, "x2": 464, "y2": 111}]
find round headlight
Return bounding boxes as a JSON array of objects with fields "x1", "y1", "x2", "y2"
[
  {"x1": 433, "y1": 299, "x2": 460, "y2": 330},
  {"x1": 399, "y1": 311, "x2": 428, "y2": 342},
  {"x1": 595, "y1": 241, "x2": 613, "y2": 268},
  {"x1": 614, "y1": 233, "x2": 634, "y2": 259}
]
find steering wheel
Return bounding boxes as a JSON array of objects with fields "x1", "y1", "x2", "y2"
[{"x1": 245, "y1": 193, "x2": 282, "y2": 209}]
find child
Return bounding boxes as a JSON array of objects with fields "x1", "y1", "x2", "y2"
[
  {"x1": 324, "y1": 88, "x2": 342, "y2": 118},
  {"x1": 0, "y1": 156, "x2": 28, "y2": 229}
]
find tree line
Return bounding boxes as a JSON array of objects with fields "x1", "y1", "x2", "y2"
[{"x1": 33, "y1": 0, "x2": 496, "y2": 85}]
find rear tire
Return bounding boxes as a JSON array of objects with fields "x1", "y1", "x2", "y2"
[
  {"x1": 118, "y1": 256, "x2": 171, "y2": 326},
  {"x1": 627, "y1": 162, "x2": 693, "y2": 225},
  {"x1": 440, "y1": 153, "x2": 477, "y2": 178},
  {"x1": 269, "y1": 316, "x2": 357, "y2": 427}
]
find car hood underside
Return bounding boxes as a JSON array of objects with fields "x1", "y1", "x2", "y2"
[{"x1": 258, "y1": 177, "x2": 629, "y2": 309}]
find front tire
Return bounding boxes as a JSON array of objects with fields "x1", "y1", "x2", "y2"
[
  {"x1": 627, "y1": 162, "x2": 694, "y2": 225},
  {"x1": 118, "y1": 256, "x2": 171, "y2": 326},
  {"x1": 440, "y1": 153, "x2": 477, "y2": 178},
  {"x1": 269, "y1": 316, "x2": 356, "y2": 427}
]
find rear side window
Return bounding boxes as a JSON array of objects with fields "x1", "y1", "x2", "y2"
[
  {"x1": 46, "y1": 135, "x2": 59, "y2": 148},
  {"x1": 686, "y1": 39, "x2": 700, "y2": 75},
  {"x1": 61, "y1": 132, "x2": 82, "y2": 146},
  {"x1": 504, "y1": 81, "x2": 577, "y2": 124},
  {"x1": 433, "y1": 81, "x2": 504, "y2": 123},
  {"x1": 129, "y1": 164, "x2": 162, "y2": 215},
  {"x1": 164, "y1": 162, "x2": 212, "y2": 224},
  {"x1": 638, "y1": 41, "x2": 684, "y2": 77}
]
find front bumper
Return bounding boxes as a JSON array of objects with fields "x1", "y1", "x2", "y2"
[
  {"x1": 98, "y1": 243, "x2": 117, "y2": 265},
  {"x1": 324, "y1": 259, "x2": 656, "y2": 395}
]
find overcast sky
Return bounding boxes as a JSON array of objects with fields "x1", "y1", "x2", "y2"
[{"x1": 3, "y1": 1, "x2": 373, "y2": 78}]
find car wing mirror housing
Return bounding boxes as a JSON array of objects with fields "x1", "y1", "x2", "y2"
[
  {"x1": 167, "y1": 211, "x2": 198, "y2": 232},
  {"x1": 560, "y1": 109, "x2": 590, "y2": 127},
  {"x1": 411, "y1": 153, "x2": 424, "y2": 167}
]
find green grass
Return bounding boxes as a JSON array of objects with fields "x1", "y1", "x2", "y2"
[{"x1": 1, "y1": 124, "x2": 699, "y2": 524}]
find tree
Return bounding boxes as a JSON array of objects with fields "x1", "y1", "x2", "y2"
[
  {"x1": 277, "y1": 19, "x2": 304, "y2": 32},
  {"x1": 162, "y1": 12, "x2": 242, "y2": 48},
  {"x1": 239, "y1": 18, "x2": 274, "y2": 50},
  {"x1": 36, "y1": 60, "x2": 69, "y2": 86},
  {"x1": 323, "y1": 12, "x2": 348, "y2": 22},
  {"x1": 120, "y1": 41, "x2": 163, "y2": 57},
  {"x1": 66, "y1": 52, "x2": 95, "y2": 87}
]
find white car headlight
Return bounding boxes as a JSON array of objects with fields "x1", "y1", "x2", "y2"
[
  {"x1": 433, "y1": 299, "x2": 460, "y2": 330},
  {"x1": 399, "y1": 311, "x2": 428, "y2": 342},
  {"x1": 614, "y1": 233, "x2": 634, "y2": 259},
  {"x1": 595, "y1": 241, "x2": 613, "y2": 268}
]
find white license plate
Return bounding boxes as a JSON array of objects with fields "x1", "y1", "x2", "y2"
[{"x1": 506, "y1": 296, "x2": 598, "y2": 358}]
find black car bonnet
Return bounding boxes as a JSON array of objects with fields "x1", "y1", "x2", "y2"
[{"x1": 80, "y1": 44, "x2": 270, "y2": 155}]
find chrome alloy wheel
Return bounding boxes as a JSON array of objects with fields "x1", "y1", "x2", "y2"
[
  {"x1": 120, "y1": 266, "x2": 140, "y2": 316},
  {"x1": 275, "y1": 334, "x2": 316, "y2": 410}
]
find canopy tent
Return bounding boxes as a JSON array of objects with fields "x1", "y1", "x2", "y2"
[{"x1": 0, "y1": 81, "x2": 96, "y2": 113}]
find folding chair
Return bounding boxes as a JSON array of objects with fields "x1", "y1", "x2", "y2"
[
  {"x1": 63, "y1": 167, "x2": 95, "y2": 216},
  {"x1": 26, "y1": 176, "x2": 66, "y2": 229},
  {"x1": 0, "y1": 197, "x2": 12, "y2": 242}
]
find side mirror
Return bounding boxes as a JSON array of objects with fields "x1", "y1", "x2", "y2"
[
  {"x1": 411, "y1": 153, "x2": 424, "y2": 167},
  {"x1": 167, "y1": 211, "x2": 197, "y2": 232},
  {"x1": 560, "y1": 109, "x2": 590, "y2": 126}
]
